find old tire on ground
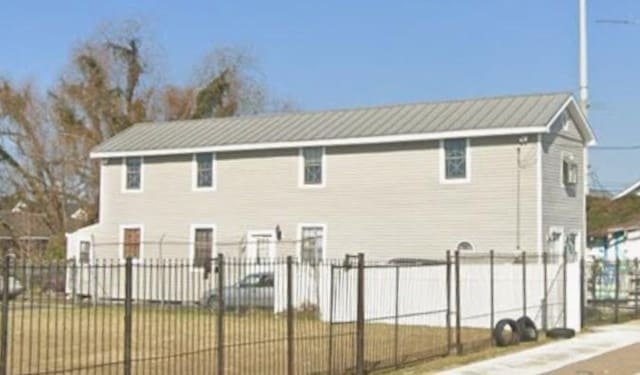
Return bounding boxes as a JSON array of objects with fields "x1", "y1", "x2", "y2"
[
  {"x1": 493, "y1": 319, "x2": 521, "y2": 347},
  {"x1": 546, "y1": 328, "x2": 575, "y2": 339},
  {"x1": 516, "y1": 316, "x2": 538, "y2": 342}
]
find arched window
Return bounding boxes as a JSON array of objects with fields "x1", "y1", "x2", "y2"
[{"x1": 457, "y1": 241, "x2": 474, "y2": 251}]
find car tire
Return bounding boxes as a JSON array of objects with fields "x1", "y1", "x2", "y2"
[
  {"x1": 546, "y1": 328, "x2": 575, "y2": 339},
  {"x1": 493, "y1": 318, "x2": 521, "y2": 347},
  {"x1": 516, "y1": 316, "x2": 538, "y2": 342}
]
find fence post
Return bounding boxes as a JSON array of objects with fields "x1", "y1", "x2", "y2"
[
  {"x1": 394, "y1": 265, "x2": 400, "y2": 368},
  {"x1": 542, "y1": 252, "x2": 548, "y2": 332},
  {"x1": 446, "y1": 251, "x2": 452, "y2": 353},
  {"x1": 123, "y1": 257, "x2": 133, "y2": 375},
  {"x1": 328, "y1": 265, "x2": 335, "y2": 374},
  {"x1": 71, "y1": 259, "x2": 78, "y2": 304},
  {"x1": 489, "y1": 250, "x2": 495, "y2": 345},
  {"x1": 580, "y1": 255, "x2": 585, "y2": 329},
  {"x1": 563, "y1": 246, "x2": 568, "y2": 329},
  {"x1": 286, "y1": 256, "x2": 294, "y2": 375},
  {"x1": 217, "y1": 254, "x2": 225, "y2": 375},
  {"x1": 455, "y1": 251, "x2": 462, "y2": 355},
  {"x1": 0, "y1": 254, "x2": 10, "y2": 375},
  {"x1": 355, "y1": 253, "x2": 365, "y2": 375},
  {"x1": 522, "y1": 251, "x2": 527, "y2": 317},
  {"x1": 635, "y1": 258, "x2": 639, "y2": 318},
  {"x1": 614, "y1": 256, "x2": 620, "y2": 324}
]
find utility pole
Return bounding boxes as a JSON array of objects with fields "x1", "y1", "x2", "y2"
[{"x1": 579, "y1": 0, "x2": 589, "y2": 117}]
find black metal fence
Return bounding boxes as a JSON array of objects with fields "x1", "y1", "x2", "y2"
[
  {"x1": 0, "y1": 250, "x2": 573, "y2": 374},
  {"x1": 583, "y1": 256, "x2": 640, "y2": 325},
  {"x1": 455, "y1": 250, "x2": 570, "y2": 354}
]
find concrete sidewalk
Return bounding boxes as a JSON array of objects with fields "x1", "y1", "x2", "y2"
[{"x1": 438, "y1": 322, "x2": 640, "y2": 375}]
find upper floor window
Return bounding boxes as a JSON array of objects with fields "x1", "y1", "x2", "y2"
[
  {"x1": 301, "y1": 147, "x2": 324, "y2": 187},
  {"x1": 562, "y1": 154, "x2": 578, "y2": 186},
  {"x1": 442, "y1": 139, "x2": 469, "y2": 182},
  {"x1": 124, "y1": 157, "x2": 142, "y2": 191},
  {"x1": 194, "y1": 153, "x2": 215, "y2": 190}
]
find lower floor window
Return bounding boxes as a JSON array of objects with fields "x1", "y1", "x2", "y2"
[
  {"x1": 300, "y1": 226, "x2": 325, "y2": 265},
  {"x1": 123, "y1": 228, "x2": 141, "y2": 259},
  {"x1": 193, "y1": 228, "x2": 214, "y2": 269},
  {"x1": 254, "y1": 234, "x2": 273, "y2": 263},
  {"x1": 79, "y1": 241, "x2": 91, "y2": 264}
]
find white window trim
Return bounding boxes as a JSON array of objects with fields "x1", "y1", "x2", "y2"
[
  {"x1": 118, "y1": 224, "x2": 144, "y2": 262},
  {"x1": 192, "y1": 153, "x2": 217, "y2": 192},
  {"x1": 455, "y1": 240, "x2": 475, "y2": 252},
  {"x1": 298, "y1": 147, "x2": 326, "y2": 188},
  {"x1": 439, "y1": 138, "x2": 471, "y2": 184},
  {"x1": 121, "y1": 157, "x2": 144, "y2": 193},
  {"x1": 297, "y1": 223, "x2": 328, "y2": 262},
  {"x1": 560, "y1": 151, "x2": 577, "y2": 187},
  {"x1": 189, "y1": 224, "x2": 217, "y2": 272},
  {"x1": 246, "y1": 230, "x2": 277, "y2": 260}
]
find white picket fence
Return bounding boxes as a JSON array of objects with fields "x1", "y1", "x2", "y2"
[{"x1": 273, "y1": 257, "x2": 581, "y2": 331}]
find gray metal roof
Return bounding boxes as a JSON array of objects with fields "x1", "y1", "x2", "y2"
[{"x1": 92, "y1": 92, "x2": 573, "y2": 156}]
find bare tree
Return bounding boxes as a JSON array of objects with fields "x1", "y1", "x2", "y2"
[
  {"x1": 160, "y1": 46, "x2": 267, "y2": 120},
  {"x1": 0, "y1": 21, "x2": 282, "y2": 259},
  {"x1": 0, "y1": 21, "x2": 156, "y2": 256}
]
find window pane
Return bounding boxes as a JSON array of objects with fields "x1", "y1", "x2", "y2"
[
  {"x1": 194, "y1": 228, "x2": 213, "y2": 268},
  {"x1": 79, "y1": 241, "x2": 90, "y2": 264},
  {"x1": 301, "y1": 227, "x2": 323, "y2": 265},
  {"x1": 123, "y1": 228, "x2": 140, "y2": 258},
  {"x1": 126, "y1": 157, "x2": 141, "y2": 189},
  {"x1": 303, "y1": 148, "x2": 323, "y2": 185},
  {"x1": 444, "y1": 139, "x2": 466, "y2": 179},
  {"x1": 255, "y1": 236, "x2": 271, "y2": 260},
  {"x1": 196, "y1": 153, "x2": 213, "y2": 188}
]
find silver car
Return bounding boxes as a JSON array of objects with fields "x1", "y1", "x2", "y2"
[{"x1": 201, "y1": 272, "x2": 274, "y2": 310}]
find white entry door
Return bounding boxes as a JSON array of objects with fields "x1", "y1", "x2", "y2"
[{"x1": 246, "y1": 230, "x2": 276, "y2": 262}]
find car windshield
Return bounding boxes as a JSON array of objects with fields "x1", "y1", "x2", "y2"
[
  {"x1": 236, "y1": 274, "x2": 274, "y2": 287},
  {"x1": 237, "y1": 274, "x2": 262, "y2": 287}
]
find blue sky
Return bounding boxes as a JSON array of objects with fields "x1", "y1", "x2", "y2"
[{"x1": 1, "y1": 0, "x2": 639, "y2": 192}]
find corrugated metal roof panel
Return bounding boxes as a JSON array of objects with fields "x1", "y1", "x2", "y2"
[{"x1": 93, "y1": 92, "x2": 572, "y2": 155}]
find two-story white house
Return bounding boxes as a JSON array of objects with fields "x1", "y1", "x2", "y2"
[{"x1": 67, "y1": 92, "x2": 595, "y2": 266}]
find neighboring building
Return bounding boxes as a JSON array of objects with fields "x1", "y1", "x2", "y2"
[
  {"x1": 0, "y1": 211, "x2": 51, "y2": 255},
  {"x1": 613, "y1": 179, "x2": 640, "y2": 200},
  {"x1": 67, "y1": 92, "x2": 595, "y2": 265},
  {"x1": 588, "y1": 215, "x2": 640, "y2": 261}
]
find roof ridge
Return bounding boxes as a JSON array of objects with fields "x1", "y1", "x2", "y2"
[{"x1": 133, "y1": 91, "x2": 574, "y2": 128}]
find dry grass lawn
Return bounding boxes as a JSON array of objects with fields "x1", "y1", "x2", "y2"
[{"x1": 5, "y1": 303, "x2": 488, "y2": 374}]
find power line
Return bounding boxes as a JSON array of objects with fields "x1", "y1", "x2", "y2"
[{"x1": 591, "y1": 145, "x2": 640, "y2": 150}]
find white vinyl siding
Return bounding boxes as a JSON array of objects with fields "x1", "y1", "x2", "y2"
[
  {"x1": 542, "y1": 111, "x2": 586, "y2": 254},
  {"x1": 97, "y1": 136, "x2": 539, "y2": 261}
]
